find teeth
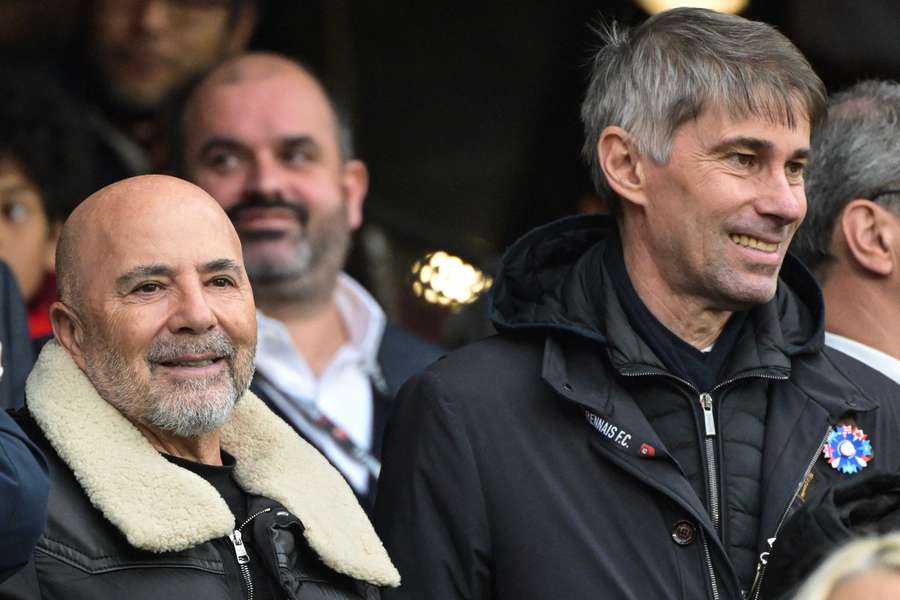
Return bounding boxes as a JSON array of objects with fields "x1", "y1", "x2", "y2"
[{"x1": 730, "y1": 234, "x2": 777, "y2": 253}]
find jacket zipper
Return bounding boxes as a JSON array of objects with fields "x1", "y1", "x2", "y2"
[
  {"x1": 701, "y1": 530, "x2": 721, "y2": 600},
  {"x1": 701, "y1": 372, "x2": 789, "y2": 533},
  {"x1": 748, "y1": 426, "x2": 831, "y2": 600},
  {"x1": 228, "y1": 507, "x2": 273, "y2": 600},
  {"x1": 699, "y1": 392, "x2": 720, "y2": 529},
  {"x1": 619, "y1": 368, "x2": 788, "y2": 599}
]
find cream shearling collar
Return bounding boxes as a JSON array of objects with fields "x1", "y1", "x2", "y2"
[{"x1": 26, "y1": 342, "x2": 400, "y2": 587}]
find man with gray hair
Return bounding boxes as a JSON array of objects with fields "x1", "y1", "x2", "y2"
[
  {"x1": 791, "y1": 81, "x2": 900, "y2": 383},
  {"x1": 375, "y1": 8, "x2": 900, "y2": 600}
]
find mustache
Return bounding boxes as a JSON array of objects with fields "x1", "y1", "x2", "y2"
[
  {"x1": 146, "y1": 331, "x2": 236, "y2": 364},
  {"x1": 225, "y1": 192, "x2": 310, "y2": 229}
]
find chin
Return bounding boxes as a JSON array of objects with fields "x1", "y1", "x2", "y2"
[{"x1": 722, "y1": 281, "x2": 779, "y2": 309}]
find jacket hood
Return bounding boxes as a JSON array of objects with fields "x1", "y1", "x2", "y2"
[
  {"x1": 26, "y1": 342, "x2": 400, "y2": 587},
  {"x1": 490, "y1": 214, "x2": 825, "y2": 357}
]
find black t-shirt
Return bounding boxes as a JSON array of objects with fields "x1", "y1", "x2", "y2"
[{"x1": 162, "y1": 451, "x2": 279, "y2": 600}]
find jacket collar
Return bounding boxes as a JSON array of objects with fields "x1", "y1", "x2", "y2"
[
  {"x1": 26, "y1": 342, "x2": 400, "y2": 587},
  {"x1": 493, "y1": 214, "x2": 825, "y2": 380}
]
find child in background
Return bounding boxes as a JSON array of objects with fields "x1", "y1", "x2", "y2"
[{"x1": 0, "y1": 68, "x2": 91, "y2": 348}]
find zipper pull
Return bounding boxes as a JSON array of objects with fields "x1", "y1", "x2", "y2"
[
  {"x1": 229, "y1": 530, "x2": 250, "y2": 565},
  {"x1": 700, "y1": 393, "x2": 716, "y2": 437}
]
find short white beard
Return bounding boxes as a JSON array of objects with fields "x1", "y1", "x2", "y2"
[{"x1": 82, "y1": 330, "x2": 255, "y2": 439}]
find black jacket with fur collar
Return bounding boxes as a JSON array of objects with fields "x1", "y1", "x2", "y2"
[
  {"x1": 376, "y1": 214, "x2": 900, "y2": 600},
  {"x1": 0, "y1": 343, "x2": 399, "y2": 600}
]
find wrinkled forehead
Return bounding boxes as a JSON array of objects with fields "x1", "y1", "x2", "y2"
[
  {"x1": 675, "y1": 87, "x2": 813, "y2": 143},
  {"x1": 86, "y1": 197, "x2": 244, "y2": 282}
]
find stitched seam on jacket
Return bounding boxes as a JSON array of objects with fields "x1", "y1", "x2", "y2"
[{"x1": 36, "y1": 538, "x2": 225, "y2": 575}]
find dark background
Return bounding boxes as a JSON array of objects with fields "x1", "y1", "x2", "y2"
[{"x1": 3, "y1": 0, "x2": 899, "y2": 343}]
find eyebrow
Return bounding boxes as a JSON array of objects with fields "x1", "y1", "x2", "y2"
[
  {"x1": 279, "y1": 135, "x2": 319, "y2": 152},
  {"x1": 711, "y1": 136, "x2": 810, "y2": 161},
  {"x1": 198, "y1": 135, "x2": 320, "y2": 158},
  {"x1": 198, "y1": 137, "x2": 247, "y2": 158},
  {"x1": 199, "y1": 258, "x2": 243, "y2": 277},
  {"x1": 115, "y1": 259, "x2": 243, "y2": 290},
  {"x1": 115, "y1": 264, "x2": 176, "y2": 290},
  {"x1": 0, "y1": 183, "x2": 34, "y2": 195}
]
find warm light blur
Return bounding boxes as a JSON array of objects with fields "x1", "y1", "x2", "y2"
[
  {"x1": 411, "y1": 251, "x2": 493, "y2": 307},
  {"x1": 635, "y1": 0, "x2": 750, "y2": 15}
]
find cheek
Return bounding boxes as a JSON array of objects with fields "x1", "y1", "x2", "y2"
[
  {"x1": 93, "y1": 14, "x2": 130, "y2": 46},
  {"x1": 232, "y1": 302, "x2": 258, "y2": 346},
  {"x1": 0, "y1": 225, "x2": 50, "y2": 294},
  {"x1": 195, "y1": 172, "x2": 243, "y2": 209},
  {"x1": 209, "y1": 292, "x2": 257, "y2": 343},
  {"x1": 99, "y1": 307, "x2": 162, "y2": 367},
  {"x1": 304, "y1": 179, "x2": 347, "y2": 218},
  {"x1": 179, "y1": 24, "x2": 230, "y2": 60}
]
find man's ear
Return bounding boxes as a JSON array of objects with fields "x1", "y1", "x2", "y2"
[
  {"x1": 341, "y1": 159, "x2": 368, "y2": 231},
  {"x1": 840, "y1": 199, "x2": 895, "y2": 277},
  {"x1": 50, "y1": 301, "x2": 87, "y2": 370},
  {"x1": 597, "y1": 126, "x2": 650, "y2": 208}
]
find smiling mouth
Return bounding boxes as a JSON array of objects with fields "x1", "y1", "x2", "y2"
[
  {"x1": 730, "y1": 234, "x2": 778, "y2": 253},
  {"x1": 157, "y1": 356, "x2": 223, "y2": 368}
]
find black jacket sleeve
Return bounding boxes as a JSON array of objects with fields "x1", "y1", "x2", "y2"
[
  {"x1": 374, "y1": 370, "x2": 492, "y2": 600},
  {"x1": 0, "y1": 410, "x2": 49, "y2": 582}
]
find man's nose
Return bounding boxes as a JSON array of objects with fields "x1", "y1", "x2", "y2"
[
  {"x1": 758, "y1": 172, "x2": 807, "y2": 225},
  {"x1": 246, "y1": 153, "x2": 290, "y2": 199},
  {"x1": 134, "y1": 0, "x2": 172, "y2": 34},
  {"x1": 168, "y1": 281, "x2": 216, "y2": 334}
]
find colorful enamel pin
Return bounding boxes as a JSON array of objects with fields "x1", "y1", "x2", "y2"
[{"x1": 823, "y1": 425, "x2": 873, "y2": 474}]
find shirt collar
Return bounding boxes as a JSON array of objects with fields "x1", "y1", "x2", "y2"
[
  {"x1": 333, "y1": 272, "x2": 387, "y2": 370},
  {"x1": 825, "y1": 332, "x2": 900, "y2": 386},
  {"x1": 255, "y1": 273, "x2": 386, "y2": 374}
]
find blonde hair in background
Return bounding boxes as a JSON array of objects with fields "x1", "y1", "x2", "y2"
[{"x1": 792, "y1": 533, "x2": 900, "y2": 600}]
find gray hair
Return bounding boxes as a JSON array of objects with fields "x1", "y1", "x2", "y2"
[
  {"x1": 791, "y1": 80, "x2": 900, "y2": 277},
  {"x1": 581, "y1": 7, "x2": 825, "y2": 214},
  {"x1": 793, "y1": 533, "x2": 900, "y2": 600}
]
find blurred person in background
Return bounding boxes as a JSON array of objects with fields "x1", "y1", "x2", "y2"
[
  {"x1": 0, "y1": 261, "x2": 32, "y2": 409},
  {"x1": 0, "y1": 68, "x2": 91, "y2": 350},
  {"x1": 0, "y1": 385, "x2": 48, "y2": 581},
  {"x1": 792, "y1": 533, "x2": 900, "y2": 600},
  {"x1": 175, "y1": 52, "x2": 443, "y2": 512},
  {"x1": 0, "y1": 262, "x2": 48, "y2": 575},
  {"x1": 77, "y1": 0, "x2": 257, "y2": 184},
  {"x1": 791, "y1": 80, "x2": 900, "y2": 383}
]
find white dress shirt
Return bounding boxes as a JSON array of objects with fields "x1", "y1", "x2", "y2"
[
  {"x1": 825, "y1": 332, "x2": 900, "y2": 386},
  {"x1": 255, "y1": 273, "x2": 387, "y2": 493}
]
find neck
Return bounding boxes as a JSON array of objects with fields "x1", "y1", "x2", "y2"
[
  {"x1": 822, "y1": 269, "x2": 900, "y2": 360},
  {"x1": 260, "y1": 296, "x2": 349, "y2": 376},
  {"x1": 620, "y1": 225, "x2": 731, "y2": 349},
  {"x1": 134, "y1": 423, "x2": 223, "y2": 466}
]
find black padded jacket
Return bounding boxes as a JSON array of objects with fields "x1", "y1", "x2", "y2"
[{"x1": 375, "y1": 214, "x2": 900, "y2": 600}]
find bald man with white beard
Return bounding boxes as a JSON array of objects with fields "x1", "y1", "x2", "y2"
[{"x1": 0, "y1": 175, "x2": 397, "y2": 600}]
